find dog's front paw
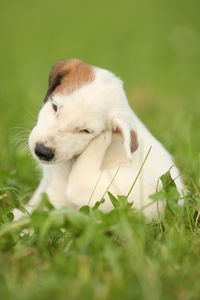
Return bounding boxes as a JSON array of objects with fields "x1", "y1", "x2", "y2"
[
  {"x1": 103, "y1": 130, "x2": 112, "y2": 146},
  {"x1": 12, "y1": 208, "x2": 26, "y2": 221},
  {"x1": 93, "y1": 130, "x2": 112, "y2": 149}
]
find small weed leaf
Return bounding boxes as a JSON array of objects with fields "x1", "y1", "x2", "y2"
[
  {"x1": 92, "y1": 198, "x2": 105, "y2": 210},
  {"x1": 31, "y1": 193, "x2": 54, "y2": 231},
  {"x1": 39, "y1": 212, "x2": 66, "y2": 246},
  {"x1": 38, "y1": 193, "x2": 54, "y2": 211},
  {"x1": 150, "y1": 191, "x2": 166, "y2": 201},
  {"x1": 80, "y1": 205, "x2": 91, "y2": 215},
  {"x1": 0, "y1": 207, "x2": 15, "y2": 225},
  {"x1": 118, "y1": 195, "x2": 133, "y2": 209},
  {"x1": 160, "y1": 169, "x2": 177, "y2": 193},
  {"x1": 108, "y1": 192, "x2": 120, "y2": 208},
  {"x1": 6, "y1": 212, "x2": 14, "y2": 222},
  {"x1": 161, "y1": 169, "x2": 183, "y2": 217}
]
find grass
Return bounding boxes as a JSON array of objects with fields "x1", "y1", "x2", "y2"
[
  {"x1": 0, "y1": 0, "x2": 200, "y2": 299},
  {"x1": 0, "y1": 174, "x2": 199, "y2": 300}
]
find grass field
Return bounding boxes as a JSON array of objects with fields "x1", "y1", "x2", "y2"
[{"x1": 0, "y1": 0, "x2": 200, "y2": 299}]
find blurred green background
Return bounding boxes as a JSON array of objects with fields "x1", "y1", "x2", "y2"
[{"x1": 0, "y1": 0, "x2": 200, "y2": 187}]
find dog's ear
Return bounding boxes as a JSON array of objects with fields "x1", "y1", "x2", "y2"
[
  {"x1": 111, "y1": 114, "x2": 139, "y2": 160},
  {"x1": 44, "y1": 60, "x2": 67, "y2": 102},
  {"x1": 44, "y1": 59, "x2": 94, "y2": 102}
]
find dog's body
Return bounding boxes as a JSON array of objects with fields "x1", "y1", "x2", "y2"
[{"x1": 14, "y1": 59, "x2": 183, "y2": 220}]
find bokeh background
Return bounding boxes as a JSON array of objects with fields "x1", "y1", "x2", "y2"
[{"x1": 0, "y1": 0, "x2": 200, "y2": 189}]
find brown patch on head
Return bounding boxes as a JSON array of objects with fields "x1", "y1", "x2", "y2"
[
  {"x1": 130, "y1": 130, "x2": 139, "y2": 153},
  {"x1": 44, "y1": 58, "x2": 95, "y2": 102}
]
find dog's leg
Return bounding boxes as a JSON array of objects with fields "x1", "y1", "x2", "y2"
[
  {"x1": 13, "y1": 162, "x2": 72, "y2": 220},
  {"x1": 70, "y1": 131, "x2": 112, "y2": 177},
  {"x1": 45, "y1": 161, "x2": 73, "y2": 209},
  {"x1": 66, "y1": 131, "x2": 112, "y2": 208},
  {"x1": 27, "y1": 171, "x2": 53, "y2": 210},
  {"x1": 13, "y1": 167, "x2": 52, "y2": 220}
]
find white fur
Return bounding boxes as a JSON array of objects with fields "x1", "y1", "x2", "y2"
[{"x1": 14, "y1": 66, "x2": 183, "y2": 220}]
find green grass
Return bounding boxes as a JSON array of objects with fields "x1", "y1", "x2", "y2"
[{"x1": 0, "y1": 0, "x2": 200, "y2": 299}]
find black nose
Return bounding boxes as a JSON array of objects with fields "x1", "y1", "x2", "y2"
[{"x1": 35, "y1": 143, "x2": 54, "y2": 161}]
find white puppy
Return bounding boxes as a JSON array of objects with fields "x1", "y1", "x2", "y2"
[{"x1": 14, "y1": 58, "x2": 183, "y2": 220}]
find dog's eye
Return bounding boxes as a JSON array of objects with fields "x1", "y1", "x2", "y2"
[
  {"x1": 79, "y1": 129, "x2": 92, "y2": 134},
  {"x1": 52, "y1": 103, "x2": 57, "y2": 112}
]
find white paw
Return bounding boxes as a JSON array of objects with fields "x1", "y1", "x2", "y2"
[
  {"x1": 13, "y1": 208, "x2": 26, "y2": 221},
  {"x1": 103, "y1": 130, "x2": 112, "y2": 146},
  {"x1": 93, "y1": 130, "x2": 112, "y2": 149}
]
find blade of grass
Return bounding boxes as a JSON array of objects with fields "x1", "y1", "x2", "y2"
[
  {"x1": 182, "y1": 189, "x2": 193, "y2": 232},
  {"x1": 127, "y1": 146, "x2": 152, "y2": 198},
  {"x1": 101, "y1": 166, "x2": 120, "y2": 200},
  {"x1": 155, "y1": 177, "x2": 163, "y2": 232},
  {"x1": 0, "y1": 217, "x2": 30, "y2": 238},
  {"x1": 191, "y1": 179, "x2": 200, "y2": 198},
  {"x1": 88, "y1": 170, "x2": 104, "y2": 205}
]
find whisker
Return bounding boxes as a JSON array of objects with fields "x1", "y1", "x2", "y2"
[
  {"x1": 24, "y1": 107, "x2": 37, "y2": 122},
  {"x1": 10, "y1": 125, "x2": 31, "y2": 154}
]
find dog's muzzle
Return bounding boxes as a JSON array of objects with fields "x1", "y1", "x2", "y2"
[{"x1": 35, "y1": 143, "x2": 55, "y2": 161}]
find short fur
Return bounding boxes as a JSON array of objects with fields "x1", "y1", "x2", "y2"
[
  {"x1": 14, "y1": 58, "x2": 183, "y2": 220},
  {"x1": 44, "y1": 59, "x2": 94, "y2": 101}
]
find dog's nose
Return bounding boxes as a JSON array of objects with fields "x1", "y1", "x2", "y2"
[{"x1": 35, "y1": 143, "x2": 54, "y2": 161}]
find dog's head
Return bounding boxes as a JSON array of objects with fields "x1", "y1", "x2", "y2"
[{"x1": 29, "y1": 58, "x2": 139, "y2": 164}]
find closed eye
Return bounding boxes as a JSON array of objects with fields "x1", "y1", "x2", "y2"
[{"x1": 79, "y1": 129, "x2": 92, "y2": 134}]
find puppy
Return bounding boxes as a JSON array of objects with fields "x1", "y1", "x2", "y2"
[{"x1": 14, "y1": 58, "x2": 183, "y2": 220}]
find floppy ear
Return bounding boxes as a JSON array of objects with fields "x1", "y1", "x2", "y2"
[
  {"x1": 43, "y1": 59, "x2": 94, "y2": 102},
  {"x1": 44, "y1": 60, "x2": 67, "y2": 102},
  {"x1": 111, "y1": 114, "x2": 139, "y2": 160}
]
